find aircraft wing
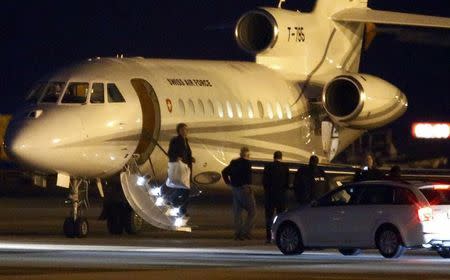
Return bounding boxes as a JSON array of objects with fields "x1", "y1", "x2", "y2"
[{"x1": 332, "y1": 8, "x2": 450, "y2": 29}]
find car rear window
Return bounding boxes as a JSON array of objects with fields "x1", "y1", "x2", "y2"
[
  {"x1": 394, "y1": 187, "x2": 418, "y2": 205},
  {"x1": 420, "y1": 189, "x2": 450, "y2": 205}
]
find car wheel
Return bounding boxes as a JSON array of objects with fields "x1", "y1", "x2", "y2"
[
  {"x1": 437, "y1": 248, "x2": 450, "y2": 258},
  {"x1": 276, "y1": 222, "x2": 304, "y2": 255},
  {"x1": 338, "y1": 248, "x2": 361, "y2": 256},
  {"x1": 376, "y1": 226, "x2": 405, "y2": 258}
]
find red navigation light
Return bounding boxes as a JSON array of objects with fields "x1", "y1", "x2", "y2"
[{"x1": 412, "y1": 123, "x2": 450, "y2": 139}]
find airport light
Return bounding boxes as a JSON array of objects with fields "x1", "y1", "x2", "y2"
[{"x1": 412, "y1": 122, "x2": 450, "y2": 139}]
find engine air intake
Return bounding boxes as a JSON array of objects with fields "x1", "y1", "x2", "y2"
[
  {"x1": 323, "y1": 76, "x2": 362, "y2": 120},
  {"x1": 235, "y1": 10, "x2": 277, "y2": 54}
]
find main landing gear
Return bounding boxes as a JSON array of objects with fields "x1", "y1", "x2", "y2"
[{"x1": 63, "y1": 178, "x2": 89, "y2": 238}]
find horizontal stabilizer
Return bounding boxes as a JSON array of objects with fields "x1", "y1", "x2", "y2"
[{"x1": 332, "y1": 8, "x2": 450, "y2": 29}]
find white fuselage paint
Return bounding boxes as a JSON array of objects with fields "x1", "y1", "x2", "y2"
[{"x1": 5, "y1": 58, "x2": 362, "y2": 186}]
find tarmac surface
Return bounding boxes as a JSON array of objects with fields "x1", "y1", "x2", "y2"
[{"x1": 1, "y1": 188, "x2": 450, "y2": 279}]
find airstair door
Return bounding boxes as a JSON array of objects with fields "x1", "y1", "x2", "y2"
[{"x1": 120, "y1": 159, "x2": 191, "y2": 232}]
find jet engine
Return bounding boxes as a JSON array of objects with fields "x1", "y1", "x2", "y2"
[
  {"x1": 235, "y1": 8, "x2": 308, "y2": 54},
  {"x1": 235, "y1": 9, "x2": 278, "y2": 53},
  {"x1": 322, "y1": 74, "x2": 408, "y2": 129}
]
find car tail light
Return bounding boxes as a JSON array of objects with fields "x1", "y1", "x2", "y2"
[{"x1": 418, "y1": 207, "x2": 433, "y2": 222}]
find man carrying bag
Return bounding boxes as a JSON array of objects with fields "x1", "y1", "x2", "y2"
[{"x1": 164, "y1": 123, "x2": 195, "y2": 216}]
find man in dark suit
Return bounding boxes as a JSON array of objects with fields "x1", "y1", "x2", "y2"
[
  {"x1": 294, "y1": 155, "x2": 329, "y2": 204},
  {"x1": 263, "y1": 151, "x2": 289, "y2": 244},
  {"x1": 168, "y1": 123, "x2": 195, "y2": 170},
  {"x1": 165, "y1": 123, "x2": 195, "y2": 216}
]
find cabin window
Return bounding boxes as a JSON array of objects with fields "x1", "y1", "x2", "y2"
[
  {"x1": 247, "y1": 101, "x2": 254, "y2": 119},
  {"x1": 285, "y1": 104, "x2": 293, "y2": 119},
  {"x1": 217, "y1": 102, "x2": 224, "y2": 118},
  {"x1": 207, "y1": 99, "x2": 214, "y2": 116},
  {"x1": 275, "y1": 102, "x2": 283, "y2": 119},
  {"x1": 226, "y1": 101, "x2": 233, "y2": 118},
  {"x1": 178, "y1": 99, "x2": 186, "y2": 115},
  {"x1": 266, "y1": 103, "x2": 274, "y2": 119},
  {"x1": 188, "y1": 99, "x2": 195, "y2": 115},
  {"x1": 257, "y1": 101, "x2": 264, "y2": 119},
  {"x1": 40, "y1": 82, "x2": 66, "y2": 103},
  {"x1": 90, "y1": 83, "x2": 104, "y2": 104},
  {"x1": 235, "y1": 103, "x2": 243, "y2": 119},
  {"x1": 107, "y1": 83, "x2": 126, "y2": 103},
  {"x1": 198, "y1": 99, "x2": 205, "y2": 115},
  {"x1": 62, "y1": 82, "x2": 89, "y2": 104}
]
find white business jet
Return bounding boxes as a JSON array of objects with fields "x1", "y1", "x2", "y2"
[{"x1": 4, "y1": 0, "x2": 450, "y2": 237}]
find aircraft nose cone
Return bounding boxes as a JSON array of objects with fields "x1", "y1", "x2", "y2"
[{"x1": 4, "y1": 122, "x2": 34, "y2": 164}]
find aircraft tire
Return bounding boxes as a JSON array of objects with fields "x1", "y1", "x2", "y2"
[{"x1": 74, "y1": 218, "x2": 89, "y2": 238}]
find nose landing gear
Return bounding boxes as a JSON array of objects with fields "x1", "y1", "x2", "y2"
[{"x1": 63, "y1": 178, "x2": 90, "y2": 238}]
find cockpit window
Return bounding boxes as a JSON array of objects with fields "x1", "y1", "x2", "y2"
[
  {"x1": 62, "y1": 82, "x2": 89, "y2": 104},
  {"x1": 107, "y1": 83, "x2": 125, "y2": 103},
  {"x1": 90, "y1": 83, "x2": 104, "y2": 103},
  {"x1": 26, "y1": 83, "x2": 46, "y2": 104},
  {"x1": 40, "y1": 82, "x2": 66, "y2": 103}
]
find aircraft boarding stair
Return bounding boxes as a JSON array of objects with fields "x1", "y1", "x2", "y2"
[{"x1": 120, "y1": 157, "x2": 191, "y2": 232}]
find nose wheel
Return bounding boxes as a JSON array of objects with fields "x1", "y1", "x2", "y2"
[{"x1": 63, "y1": 178, "x2": 90, "y2": 238}]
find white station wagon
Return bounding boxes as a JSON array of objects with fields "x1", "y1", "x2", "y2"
[{"x1": 272, "y1": 181, "x2": 450, "y2": 258}]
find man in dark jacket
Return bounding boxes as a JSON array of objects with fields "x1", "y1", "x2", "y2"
[
  {"x1": 263, "y1": 151, "x2": 289, "y2": 244},
  {"x1": 165, "y1": 123, "x2": 195, "y2": 215},
  {"x1": 294, "y1": 155, "x2": 329, "y2": 204},
  {"x1": 222, "y1": 147, "x2": 256, "y2": 240},
  {"x1": 354, "y1": 154, "x2": 384, "y2": 182},
  {"x1": 168, "y1": 123, "x2": 195, "y2": 170}
]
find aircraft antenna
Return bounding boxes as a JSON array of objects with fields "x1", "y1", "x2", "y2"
[{"x1": 277, "y1": 0, "x2": 286, "y2": 8}]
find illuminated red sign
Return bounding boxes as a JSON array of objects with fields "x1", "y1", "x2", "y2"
[{"x1": 412, "y1": 123, "x2": 450, "y2": 139}]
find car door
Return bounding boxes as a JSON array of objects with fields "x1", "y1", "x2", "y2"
[
  {"x1": 304, "y1": 186, "x2": 357, "y2": 247},
  {"x1": 343, "y1": 185, "x2": 394, "y2": 247}
]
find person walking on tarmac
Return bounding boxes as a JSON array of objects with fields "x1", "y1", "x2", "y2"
[
  {"x1": 354, "y1": 154, "x2": 384, "y2": 182},
  {"x1": 165, "y1": 123, "x2": 195, "y2": 216},
  {"x1": 222, "y1": 147, "x2": 256, "y2": 240},
  {"x1": 263, "y1": 151, "x2": 289, "y2": 244},
  {"x1": 293, "y1": 155, "x2": 329, "y2": 204}
]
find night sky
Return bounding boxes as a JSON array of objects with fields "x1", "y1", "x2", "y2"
[{"x1": 1, "y1": 0, "x2": 449, "y2": 158}]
